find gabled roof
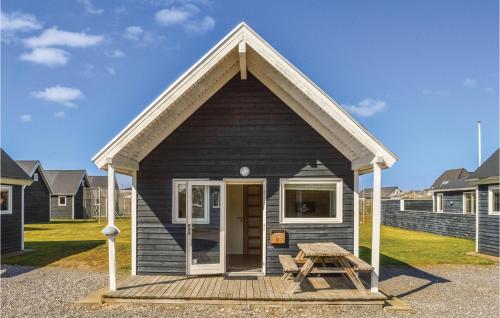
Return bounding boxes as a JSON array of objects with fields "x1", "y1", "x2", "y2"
[
  {"x1": 468, "y1": 149, "x2": 499, "y2": 185},
  {"x1": 92, "y1": 22, "x2": 397, "y2": 175},
  {"x1": 16, "y1": 160, "x2": 54, "y2": 194},
  {"x1": 431, "y1": 168, "x2": 473, "y2": 191},
  {"x1": 0, "y1": 148, "x2": 32, "y2": 186},
  {"x1": 44, "y1": 170, "x2": 88, "y2": 195},
  {"x1": 88, "y1": 175, "x2": 118, "y2": 190}
]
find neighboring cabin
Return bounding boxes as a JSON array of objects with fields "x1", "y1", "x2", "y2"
[
  {"x1": 0, "y1": 149, "x2": 32, "y2": 254},
  {"x1": 431, "y1": 168, "x2": 476, "y2": 214},
  {"x1": 45, "y1": 170, "x2": 90, "y2": 220},
  {"x1": 86, "y1": 175, "x2": 118, "y2": 218},
  {"x1": 16, "y1": 160, "x2": 53, "y2": 223},
  {"x1": 467, "y1": 149, "x2": 500, "y2": 256}
]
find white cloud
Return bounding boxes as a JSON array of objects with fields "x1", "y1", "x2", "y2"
[
  {"x1": 77, "y1": 0, "x2": 104, "y2": 15},
  {"x1": 106, "y1": 49, "x2": 126, "y2": 58},
  {"x1": 31, "y1": 86, "x2": 84, "y2": 108},
  {"x1": 20, "y1": 114, "x2": 32, "y2": 123},
  {"x1": 484, "y1": 87, "x2": 495, "y2": 93},
  {"x1": 422, "y1": 89, "x2": 449, "y2": 97},
  {"x1": 20, "y1": 47, "x2": 70, "y2": 67},
  {"x1": 184, "y1": 16, "x2": 214, "y2": 34},
  {"x1": 344, "y1": 99, "x2": 387, "y2": 117},
  {"x1": 81, "y1": 64, "x2": 95, "y2": 78},
  {"x1": 54, "y1": 111, "x2": 65, "y2": 118},
  {"x1": 1, "y1": 11, "x2": 42, "y2": 32},
  {"x1": 123, "y1": 26, "x2": 161, "y2": 45},
  {"x1": 106, "y1": 65, "x2": 116, "y2": 76},
  {"x1": 123, "y1": 26, "x2": 144, "y2": 41},
  {"x1": 463, "y1": 78, "x2": 477, "y2": 88},
  {"x1": 154, "y1": 4, "x2": 199, "y2": 26},
  {"x1": 24, "y1": 27, "x2": 104, "y2": 48},
  {"x1": 113, "y1": 6, "x2": 128, "y2": 16}
]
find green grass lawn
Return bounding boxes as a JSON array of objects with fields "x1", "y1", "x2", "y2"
[
  {"x1": 2, "y1": 220, "x2": 493, "y2": 273},
  {"x1": 2, "y1": 220, "x2": 131, "y2": 272},
  {"x1": 359, "y1": 223, "x2": 493, "y2": 266}
]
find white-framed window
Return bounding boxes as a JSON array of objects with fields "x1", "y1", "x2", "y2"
[
  {"x1": 172, "y1": 179, "x2": 210, "y2": 224},
  {"x1": 435, "y1": 193, "x2": 444, "y2": 213},
  {"x1": 0, "y1": 185, "x2": 12, "y2": 214},
  {"x1": 488, "y1": 185, "x2": 500, "y2": 215},
  {"x1": 33, "y1": 173, "x2": 39, "y2": 181},
  {"x1": 280, "y1": 178, "x2": 343, "y2": 224},
  {"x1": 58, "y1": 196, "x2": 67, "y2": 206},
  {"x1": 463, "y1": 192, "x2": 476, "y2": 215}
]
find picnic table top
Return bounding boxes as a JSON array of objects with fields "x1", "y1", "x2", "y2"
[{"x1": 297, "y1": 242, "x2": 350, "y2": 257}]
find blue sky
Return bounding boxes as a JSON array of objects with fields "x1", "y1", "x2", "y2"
[{"x1": 1, "y1": 0, "x2": 498, "y2": 189}]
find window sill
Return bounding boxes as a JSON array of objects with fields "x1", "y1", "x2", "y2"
[{"x1": 280, "y1": 218, "x2": 343, "y2": 224}]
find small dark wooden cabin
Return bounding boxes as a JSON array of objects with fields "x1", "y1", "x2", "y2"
[
  {"x1": 0, "y1": 148, "x2": 32, "y2": 254},
  {"x1": 16, "y1": 160, "x2": 53, "y2": 223},
  {"x1": 92, "y1": 23, "x2": 398, "y2": 294},
  {"x1": 431, "y1": 168, "x2": 476, "y2": 214},
  {"x1": 468, "y1": 149, "x2": 500, "y2": 256},
  {"x1": 45, "y1": 170, "x2": 90, "y2": 220}
]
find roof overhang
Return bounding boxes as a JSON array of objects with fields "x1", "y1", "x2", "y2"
[
  {"x1": 431, "y1": 187, "x2": 476, "y2": 193},
  {"x1": 0, "y1": 177, "x2": 33, "y2": 186},
  {"x1": 467, "y1": 176, "x2": 500, "y2": 185},
  {"x1": 92, "y1": 22, "x2": 397, "y2": 175}
]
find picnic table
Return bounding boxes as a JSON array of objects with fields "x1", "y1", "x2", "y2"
[{"x1": 283, "y1": 242, "x2": 371, "y2": 294}]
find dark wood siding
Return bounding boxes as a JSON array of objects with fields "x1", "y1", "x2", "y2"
[
  {"x1": 24, "y1": 167, "x2": 50, "y2": 223},
  {"x1": 73, "y1": 181, "x2": 90, "y2": 219},
  {"x1": 50, "y1": 195, "x2": 73, "y2": 219},
  {"x1": 434, "y1": 191, "x2": 466, "y2": 213},
  {"x1": 1, "y1": 185, "x2": 23, "y2": 254},
  {"x1": 478, "y1": 184, "x2": 499, "y2": 256},
  {"x1": 137, "y1": 74, "x2": 354, "y2": 275}
]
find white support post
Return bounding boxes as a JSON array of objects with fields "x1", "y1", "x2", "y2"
[
  {"x1": 400, "y1": 199, "x2": 405, "y2": 211},
  {"x1": 353, "y1": 170, "x2": 360, "y2": 257},
  {"x1": 107, "y1": 164, "x2": 117, "y2": 291},
  {"x1": 371, "y1": 163, "x2": 382, "y2": 293},
  {"x1": 131, "y1": 170, "x2": 137, "y2": 276},
  {"x1": 21, "y1": 185, "x2": 25, "y2": 251}
]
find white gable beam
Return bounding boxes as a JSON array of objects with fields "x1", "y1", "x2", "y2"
[
  {"x1": 106, "y1": 154, "x2": 139, "y2": 172},
  {"x1": 239, "y1": 41, "x2": 247, "y2": 80},
  {"x1": 351, "y1": 154, "x2": 384, "y2": 171}
]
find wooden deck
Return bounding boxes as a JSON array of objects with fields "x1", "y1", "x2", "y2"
[{"x1": 103, "y1": 275, "x2": 386, "y2": 305}]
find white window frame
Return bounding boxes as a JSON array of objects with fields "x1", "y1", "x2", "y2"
[
  {"x1": 280, "y1": 178, "x2": 343, "y2": 224},
  {"x1": 436, "y1": 193, "x2": 444, "y2": 213},
  {"x1": 463, "y1": 191, "x2": 476, "y2": 215},
  {"x1": 488, "y1": 185, "x2": 500, "y2": 215},
  {"x1": 172, "y1": 179, "x2": 210, "y2": 224},
  {"x1": 58, "y1": 195, "x2": 67, "y2": 206},
  {"x1": 33, "y1": 173, "x2": 39, "y2": 182},
  {"x1": 0, "y1": 185, "x2": 13, "y2": 215}
]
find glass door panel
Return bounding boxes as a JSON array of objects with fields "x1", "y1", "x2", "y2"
[{"x1": 187, "y1": 181, "x2": 224, "y2": 275}]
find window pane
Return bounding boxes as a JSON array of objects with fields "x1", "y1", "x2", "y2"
[
  {"x1": 178, "y1": 184, "x2": 186, "y2": 219},
  {"x1": 284, "y1": 183, "x2": 336, "y2": 218},
  {"x1": 1, "y1": 189, "x2": 9, "y2": 211},
  {"x1": 493, "y1": 189, "x2": 500, "y2": 212},
  {"x1": 192, "y1": 185, "x2": 205, "y2": 219}
]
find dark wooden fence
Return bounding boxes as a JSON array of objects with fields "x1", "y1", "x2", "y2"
[{"x1": 382, "y1": 200, "x2": 475, "y2": 239}]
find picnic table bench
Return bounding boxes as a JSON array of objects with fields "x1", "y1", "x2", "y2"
[{"x1": 279, "y1": 242, "x2": 373, "y2": 294}]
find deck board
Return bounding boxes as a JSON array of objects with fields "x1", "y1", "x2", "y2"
[{"x1": 105, "y1": 275, "x2": 386, "y2": 304}]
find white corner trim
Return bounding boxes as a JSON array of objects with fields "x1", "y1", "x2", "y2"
[
  {"x1": 353, "y1": 171, "x2": 359, "y2": 257},
  {"x1": 131, "y1": 170, "x2": 137, "y2": 276}
]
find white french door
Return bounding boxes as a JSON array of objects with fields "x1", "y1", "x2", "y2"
[{"x1": 186, "y1": 180, "x2": 225, "y2": 275}]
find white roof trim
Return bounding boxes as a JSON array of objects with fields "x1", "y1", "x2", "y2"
[
  {"x1": 92, "y1": 22, "x2": 397, "y2": 173},
  {"x1": 31, "y1": 161, "x2": 55, "y2": 195}
]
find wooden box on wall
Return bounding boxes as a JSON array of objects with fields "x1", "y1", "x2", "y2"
[{"x1": 270, "y1": 229, "x2": 286, "y2": 244}]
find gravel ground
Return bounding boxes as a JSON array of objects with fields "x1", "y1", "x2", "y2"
[{"x1": 1, "y1": 264, "x2": 498, "y2": 318}]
